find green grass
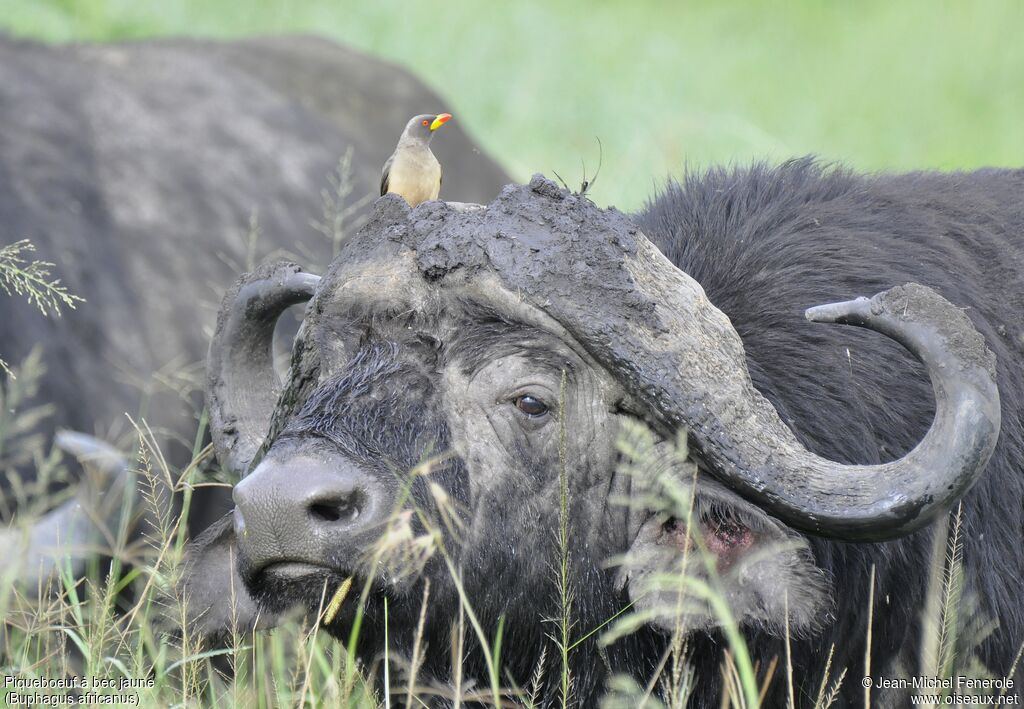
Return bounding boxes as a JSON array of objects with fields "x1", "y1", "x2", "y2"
[{"x1": 3, "y1": 0, "x2": 1023, "y2": 210}]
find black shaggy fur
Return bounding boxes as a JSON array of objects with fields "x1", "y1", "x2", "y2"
[
  {"x1": 282, "y1": 342, "x2": 450, "y2": 477},
  {"x1": 635, "y1": 159, "x2": 1024, "y2": 707}
]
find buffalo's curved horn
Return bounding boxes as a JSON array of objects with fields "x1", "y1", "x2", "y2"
[
  {"x1": 613, "y1": 236, "x2": 1000, "y2": 540},
  {"x1": 792, "y1": 284, "x2": 1001, "y2": 532},
  {"x1": 458, "y1": 179, "x2": 1000, "y2": 540},
  {"x1": 0, "y1": 431, "x2": 129, "y2": 586},
  {"x1": 207, "y1": 261, "x2": 320, "y2": 477}
]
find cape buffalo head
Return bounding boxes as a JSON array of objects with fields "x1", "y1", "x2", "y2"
[{"x1": 184, "y1": 176, "x2": 1000, "y2": 692}]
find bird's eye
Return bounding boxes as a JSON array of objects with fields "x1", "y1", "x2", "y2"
[
  {"x1": 513, "y1": 395, "x2": 549, "y2": 418},
  {"x1": 422, "y1": 119, "x2": 429, "y2": 126}
]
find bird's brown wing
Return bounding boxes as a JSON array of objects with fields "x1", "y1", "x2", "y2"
[
  {"x1": 439, "y1": 163, "x2": 443, "y2": 191},
  {"x1": 380, "y1": 153, "x2": 394, "y2": 196}
]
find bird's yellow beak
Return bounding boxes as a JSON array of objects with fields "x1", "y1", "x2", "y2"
[{"x1": 430, "y1": 113, "x2": 452, "y2": 131}]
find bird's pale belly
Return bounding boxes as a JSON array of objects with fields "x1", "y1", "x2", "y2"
[{"x1": 387, "y1": 155, "x2": 441, "y2": 206}]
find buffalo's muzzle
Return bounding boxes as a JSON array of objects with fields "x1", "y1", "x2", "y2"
[{"x1": 232, "y1": 448, "x2": 389, "y2": 576}]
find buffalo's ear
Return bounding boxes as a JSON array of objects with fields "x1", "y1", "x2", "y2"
[
  {"x1": 172, "y1": 513, "x2": 276, "y2": 640},
  {"x1": 616, "y1": 477, "x2": 830, "y2": 637}
]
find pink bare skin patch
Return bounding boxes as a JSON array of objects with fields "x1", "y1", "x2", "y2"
[
  {"x1": 659, "y1": 516, "x2": 756, "y2": 571},
  {"x1": 618, "y1": 480, "x2": 829, "y2": 636},
  {"x1": 703, "y1": 518, "x2": 755, "y2": 570}
]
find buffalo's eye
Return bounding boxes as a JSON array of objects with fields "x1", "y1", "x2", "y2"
[{"x1": 513, "y1": 394, "x2": 549, "y2": 418}]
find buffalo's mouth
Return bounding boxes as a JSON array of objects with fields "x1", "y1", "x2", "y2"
[
  {"x1": 244, "y1": 557, "x2": 355, "y2": 617},
  {"x1": 244, "y1": 558, "x2": 344, "y2": 588},
  {"x1": 259, "y1": 561, "x2": 336, "y2": 579},
  {"x1": 245, "y1": 560, "x2": 398, "y2": 641}
]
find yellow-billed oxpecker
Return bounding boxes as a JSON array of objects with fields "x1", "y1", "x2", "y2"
[{"x1": 380, "y1": 113, "x2": 452, "y2": 207}]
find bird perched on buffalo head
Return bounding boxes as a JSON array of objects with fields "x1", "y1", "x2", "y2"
[{"x1": 380, "y1": 113, "x2": 452, "y2": 207}]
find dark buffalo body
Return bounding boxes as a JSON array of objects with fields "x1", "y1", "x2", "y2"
[
  {"x1": 0, "y1": 34, "x2": 508, "y2": 485},
  {"x1": 636, "y1": 162, "x2": 1024, "y2": 706},
  {"x1": 194, "y1": 161, "x2": 1024, "y2": 707}
]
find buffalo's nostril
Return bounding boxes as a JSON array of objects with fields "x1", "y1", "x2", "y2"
[{"x1": 307, "y1": 493, "x2": 362, "y2": 524}]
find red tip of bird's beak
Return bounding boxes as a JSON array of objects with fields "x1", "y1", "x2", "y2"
[{"x1": 430, "y1": 113, "x2": 452, "y2": 131}]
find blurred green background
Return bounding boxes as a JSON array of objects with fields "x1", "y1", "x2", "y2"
[{"x1": 4, "y1": 0, "x2": 1023, "y2": 210}]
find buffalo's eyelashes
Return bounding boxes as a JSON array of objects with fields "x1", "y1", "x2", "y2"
[{"x1": 512, "y1": 394, "x2": 549, "y2": 418}]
